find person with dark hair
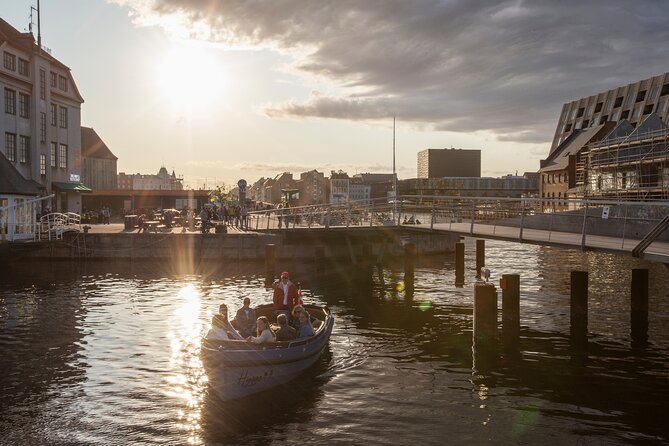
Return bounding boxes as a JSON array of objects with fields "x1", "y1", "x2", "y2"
[
  {"x1": 275, "y1": 313, "x2": 296, "y2": 341},
  {"x1": 233, "y1": 297, "x2": 256, "y2": 338},
  {"x1": 273, "y1": 272, "x2": 299, "y2": 320},
  {"x1": 206, "y1": 303, "x2": 243, "y2": 340}
]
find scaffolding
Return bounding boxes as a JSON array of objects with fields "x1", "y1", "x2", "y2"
[{"x1": 583, "y1": 126, "x2": 669, "y2": 200}]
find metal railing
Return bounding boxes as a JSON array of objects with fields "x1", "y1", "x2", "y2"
[
  {"x1": 247, "y1": 196, "x2": 669, "y2": 250},
  {"x1": 34, "y1": 212, "x2": 82, "y2": 241}
]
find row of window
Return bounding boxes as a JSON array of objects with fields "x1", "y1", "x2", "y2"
[
  {"x1": 3, "y1": 51, "x2": 69, "y2": 92},
  {"x1": 542, "y1": 172, "x2": 568, "y2": 184},
  {"x1": 3, "y1": 133, "x2": 68, "y2": 171},
  {"x1": 3, "y1": 89, "x2": 69, "y2": 128},
  {"x1": 563, "y1": 83, "x2": 669, "y2": 124}
]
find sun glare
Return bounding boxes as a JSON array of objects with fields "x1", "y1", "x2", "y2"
[{"x1": 156, "y1": 45, "x2": 227, "y2": 113}]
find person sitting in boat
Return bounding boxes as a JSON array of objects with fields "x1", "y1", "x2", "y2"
[
  {"x1": 291, "y1": 305, "x2": 318, "y2": 330},
  {"x1": 247, "y1": 316, "x2": 275, "y2": 344},
  {"x1": 206, "y1": 304, "x2": 243, "y2": 341},
  {"x1": 296, "y1": 310, "x2": 315, "y2": 338},
  {"x1": 273, "y1": 271, "x2": 299, "y2": 320},
  {"x1": 233, "y1": 297, "x2": 257, "y2": 338},
  {"x1": 274, "y1": 313, "x2": 297, "y2": 341}
]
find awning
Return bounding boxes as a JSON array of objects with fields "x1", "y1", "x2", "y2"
[{"x1": 52, "y1": 181, "x2": 93, "y2": 193}]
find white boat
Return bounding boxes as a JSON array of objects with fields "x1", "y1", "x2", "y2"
[{"x1": 201, "y1": 303, "x2": 334, "y2": 401}]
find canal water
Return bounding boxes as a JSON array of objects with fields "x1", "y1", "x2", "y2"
[{"x1": 1, "y1": 238, "x2": 668, "y2": 445}]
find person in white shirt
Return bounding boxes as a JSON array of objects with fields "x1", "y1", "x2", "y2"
[{"x1": 206, "y1": 303, "x2": 243, "y2": 341}]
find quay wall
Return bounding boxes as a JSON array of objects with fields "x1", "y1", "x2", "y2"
[{"x1": 7, "y1": 228, "x2": 459, "y2": 261}]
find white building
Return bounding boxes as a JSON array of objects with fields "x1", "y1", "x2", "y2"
[{"x1": 1, "y1": 17, "x2": 86, "y2": 239}]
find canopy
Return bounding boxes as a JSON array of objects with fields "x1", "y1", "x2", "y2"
[{"x1": 52, "y1": 181, "x2": 93, "y2": 193}]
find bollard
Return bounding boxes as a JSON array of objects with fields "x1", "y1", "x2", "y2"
[
  {"x1": 455, "y1": 241, "x2": 465, "y2": 286},
  {"x1": 501, "y1": 274, "x2": 520, "y2": 350},
  {"x1": 474, "y1": 282, "x2": 498, "y2": 345},
  {"x1": 404, "y1": 243, "x2": 415, "y2": 297},
  {"x1": 475, "y1": 239, "x2": 485, "y2": 278},
  {"x1": 570, "y1": 271, "x2": 588, "y2": 348},
  {"x1": 265, "y1": 244, "x2": 276, "y2": 278},
  {"x1": 631, "y1": 268, "x2": 649, "y2": 348}
]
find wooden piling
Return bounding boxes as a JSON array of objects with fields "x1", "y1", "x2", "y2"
[
  {"x1": 501, "y1": 274, "x2": 520, "y2": 349},
  {"x1": 570, "y1": 271, "x2": 588, "y2": 347},
  {"x1": 404, "y1": 243, "x2": 415, "y2": 296},
  {"x1": 473, "y1": 282, "x2": 498, "y2": 344},
  {"x1": 455, "y1": 241, "x2": 465, "y2": 286},
  {"x1": 265, "y1": 244, "x2": 276, "y2": 278},
  {"x1": 476, "y1": 239, "x2": 485, "y2": 277},
  {"x1": 631, "y1": 268, "x2": 649, "y2": 347}
]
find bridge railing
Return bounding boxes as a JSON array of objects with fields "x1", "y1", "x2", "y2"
[
  {"x1": 35, "y1": 212, "x2": 82, "y2": 241},
  {"x1": 248, "y1": 196, "x2": 669, "y2": 247}
]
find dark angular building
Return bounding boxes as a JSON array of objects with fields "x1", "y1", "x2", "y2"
[{"x1": 417, "y1": 148, "x2": 481, "y2": 178}]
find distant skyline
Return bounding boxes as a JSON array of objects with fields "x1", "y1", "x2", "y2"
[{"x1": 4, "y1": 0, "x2": 669, "y2": 188}]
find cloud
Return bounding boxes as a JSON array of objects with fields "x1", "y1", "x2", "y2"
[{"x1": 111, "y1": 0, "x2": 669, "y2": 144}]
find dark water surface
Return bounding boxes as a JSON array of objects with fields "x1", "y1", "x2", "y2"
[{"x1": 1, "y1": 239, "x2": 668, "y2": 445}]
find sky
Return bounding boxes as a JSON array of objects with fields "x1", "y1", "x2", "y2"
[{"x1": 4, "y1": 0, "x2": 669, "y2": 189}]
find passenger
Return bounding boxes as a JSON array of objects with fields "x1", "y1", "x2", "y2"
[
  {"x1": 233, "y1": 297, "x2": 256, "y2": 338},
  {"x1": 247, "y1": 316, "x2": 275, "y2": 344},
  {"x1": 206, "y1": 303, "x2": 243, "y2": 341},
  {"x1": 291, "y1": 304, "x2": 318, "y2": 330},
  {"x1": 274, "y1": 313, "x2": 297, "y2": 341},
  {"x1": 273, "y1": 271, "x2": 299, "y2": 320},
  {"x1": 297, "y1": 310, "x2": 315, "y2": 338}
]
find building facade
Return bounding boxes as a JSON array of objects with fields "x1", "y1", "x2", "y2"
[
  {"x1": 298, "y1": 169, "x2": 328, "y2": 206},
  {"x1": 81, "y1": 127, "x2": 117, "y2": 190},
  {"x1": 118, "y1": 167, "x2": 183, "y2": 191},
  {"x1": 329, "y1": 170, "x2": 349, "y2": 203},
  {"x1": 550, "y1": 72, "x2": 669, "y2": 153},
  {"x1": 417, "y1": 148, "x2": 481, "y2": 178},
  {"x1": 1, "y1": 18, "x2": 86, "y2": 215}
]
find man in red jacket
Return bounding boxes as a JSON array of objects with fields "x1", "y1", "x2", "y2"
[{"x1": 273, "y1": 271, "x2": 299, "y2": 317}]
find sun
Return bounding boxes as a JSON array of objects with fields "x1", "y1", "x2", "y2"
[{"x1": 155, "y1": 44, "x2": 227, "y2": 113}]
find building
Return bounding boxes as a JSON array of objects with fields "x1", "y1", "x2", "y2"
[
  {"x1": 353, "y1": 173, "x2": 396, "y2": 200},
  {"x1": 583, "y1": 114, "x2": 669, "y2": 200},
  {"x1": 1, "y1": 17, "x2": 86, "y2": 217},
  {"x1": 348, "y1": 176, "x2": 371, "y2": 203},
  {"x1": 329, "y1": 170, "x2": 350, "y2": 203},
  {"x1": 417, "y1": 148, "x2": 481, "y2": 178},
  {"x1": 399, "y1": 174, "x2": 538, "y2": 199},
  {"x1": 0, "y1": 153, "x2": 43, "y2": 240},
  {"x1": 550, "y1": 72, "x2": 669, "y2": 152},
  {"x1": 539, "y1": 123, "x2": 615, "y2": 210},
  {"x1": 81, "y1": 127, "x2": 117, "y2": 190},
  {"x1": 118, "y1": 167, "x2": 183, "y2": 191},
  {"x1": 298, "y1": 169, "x2": 328, "y2": 206}
]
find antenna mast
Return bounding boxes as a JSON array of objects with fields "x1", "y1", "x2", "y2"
[{"x1": 30, "y1": 1, "x2": 42, "y2": 49}]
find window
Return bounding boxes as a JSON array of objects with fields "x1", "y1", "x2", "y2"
[
  {"x1": 5, "y1": 88, "x2": 16, "y2": 114},
  {"x1": 576, "y1": 107, "x2": 584, "y2": 118},
  {"x1": 636, "y1": 90, "x2": 646, "y2": 103},
  {"x1": 59, "y1": 106, "x2": 68, "y2": 128},
  {"x1": 19, "y1": 93, "x2": 30, "y2": 118},
  {"x1": 50, "y1": 71, "x2": 57, "y2": 87},
  {"x1": 657, "y1": 97, "x2": 668, "y2": 114},
  {"x1": 601, "y1": 115, "x2": 608, "y2": 124},
  {"x1": 610, "y1": 110, "x2": 618, "y2": 121},
  {"x1": 570, "y1": 108, "x2": 577, "y2": 119},
  {"x1": 59, "y1": 143, "x2": 67, "y2": 168},
  {"x1": 594, "y1": 102, "x2": 603, "y2": 113},
  {"x1": 620, "y1": 110, "x2": 630, "y2": 120},
  {"x1": 582, "y1": 119, "x2": 589, "y2": 128},
  {"x1": 614, "y1": 96, "x2": 623, "y2": 108},
  {"x1": 649, "y1": 85, "x2": 658, "y2": 100},
  {"x1": 18, "y1": 58, "x2": 29, "y2": 76},
  {"x1": 605, "y1": 98, "x2": 613, "y2": 112},
  {"x1": 631, "y1": 105, "x2": 641, "y2": 119},
  {"x1": 58, "y1": 75, "x2": 68, "y2": 92},
  {"x1": 40, "y1": 154, "x2": 46, "y2": 176},
  {"x1": 40, "y1": 112, "x2": 46, "y2": 142},
  {"x1": 50, "y1": 103, "x2": 57, "y2": 126},
  {"x1": 40, "y1": 69, "x2": 46, "y2": 99},
  {"x1": 565, "y1": 123, "x2": 572, "y2": 132},
  {"x1": 18, "y1": 135, "x2": 29, "y2": 163},
  {"x1": 50, "y1": 142, "x2": 56, "y2": 167},
  {"x1": 661, "y1": 83, "x2": 669, "y2": 97},
  {"x1": 5, "y1": 133, "x2": 16, "y2": 162},
  {"x1": 586, "y1": 104, "x2": 594, "y2": 116},
  {"x1": 3, "y1": 52, "x2": 16, "y2": 71},
  {"x1": 625, "y1": 92, "x2": 635, "y2": 107}
]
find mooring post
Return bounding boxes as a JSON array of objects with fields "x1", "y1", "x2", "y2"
[
  {"x1": 404, "y1": 242, "x2": 415, "y2": 296},
  {"x1": 455, "y1": 241, "x2": 465, "y2": 286},
  {"x1": 475, "y1": 239, "x2": 485, "y2": 278},
  {"x1": 570, "y1": 271, "x2": 588, "y2": 348},
  {"x1": 501, "y1": 274, "x2": 520, "y2": 350},
  {"x1": 265, "y1": 243, "x2": 276, "y2": 279},
  {"x1": 631, "y1": 268, "x2": 649, "y2": 348},
  {"x1": 474, "y1": 282, "x2": 498, "y2": 345}
]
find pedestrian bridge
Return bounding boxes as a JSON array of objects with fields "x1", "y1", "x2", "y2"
[{"x1": 248, "y1": 196, "x2": 669, "y2": 264}]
